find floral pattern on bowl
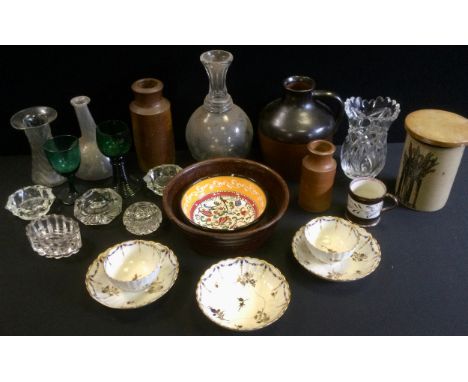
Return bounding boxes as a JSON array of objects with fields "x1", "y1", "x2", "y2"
[
  {"x1": 5, "y1": 185, "x2": 55, "y2": 220},
  {"x1": 304, "y1": 216, "x2": 360, "y2": 263},
  {"x1": 292, "y1": 225, "x2": 381, "y2": 282},
  {"x1": 85, "y1": 241, "x2": 178, "y2": 309},
  {"x1": 181, "y1": 176, "x2": 267, "y2": 231},
  {"x1": 196, "y1": 257, "x2": 291, "y2": 331}
]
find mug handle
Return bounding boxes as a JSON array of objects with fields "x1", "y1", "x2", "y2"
[
  {"x1": 382, "y1": 193, "x2": 399, "y2": 212},
  {"x1": 311, "y1": 90, "x2": 345, "y2": 129}
]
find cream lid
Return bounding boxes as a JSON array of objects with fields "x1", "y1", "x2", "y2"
[{"x1": 405, "y1": 109, "x2": 468, "y2": 148}]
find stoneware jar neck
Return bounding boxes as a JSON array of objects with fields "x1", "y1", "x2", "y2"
[
  {"x1": 305, "y1": 140, "x2": 336, "y2": 170},
  {"x1": 132, "y1": 78, "x2": 164, "y2": 108},
  {"x1": 283, "y1": 76, "x2": 316, "y2": 105}
]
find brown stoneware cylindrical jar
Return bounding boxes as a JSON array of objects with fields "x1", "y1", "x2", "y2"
[
  {"x1": 130, "y1": 78, "x2": 175, "y2": 172},
  {"x1": 299, "y1": 140, "x2": 337, "y2": 212}
]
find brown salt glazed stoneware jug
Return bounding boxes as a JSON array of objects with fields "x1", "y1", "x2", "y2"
[
  {"x1": 129, "y1": 78, "x2": 175, "y2": 172},
  {"x1": 259, "y1": 76, "x2": 343, "y2": 181},
  {"x1": 299, "y1": 140, "x2": 337, "y2": 212}
]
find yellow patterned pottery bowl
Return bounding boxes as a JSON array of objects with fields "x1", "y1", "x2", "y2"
[{"x1": 181, "y1": 175, "x2": 267, "y2": 232}]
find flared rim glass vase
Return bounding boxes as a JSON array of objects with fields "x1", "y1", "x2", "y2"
[
  {"x1": 185, "y1": 50, "x2": 253, "y2": 161},
  {"x1": 340, "y1": 97, "x2": 400, "y2": 179},
  {"x1": 10, "y1": 106, "x2": 66, "y2": 187}
]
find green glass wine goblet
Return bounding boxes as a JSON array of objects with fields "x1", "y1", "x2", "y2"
[
  {"x1": 96, "y1": 120, "x2": 140, "y2": 198},
  {"x1": 43, "y1": 135, "x2": 81, "y2": 205}
]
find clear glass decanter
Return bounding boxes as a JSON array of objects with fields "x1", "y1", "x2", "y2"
[
  {"x1": 186, "y1": 50, "x2": 253, "y2": 161},
  {"x1": 71, "y1": 96, "x2": 112, "y2": 181},
  {"x1": 340, "y1": 97, "x2": 400, "y2": 179},
  {"x1": 10, "y1": 106, "x2": 66, "y2": 187}
]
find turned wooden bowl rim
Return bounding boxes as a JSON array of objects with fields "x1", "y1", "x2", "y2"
[{"x1": 162, "y1": 157, "x2": 289, "y2": 239}]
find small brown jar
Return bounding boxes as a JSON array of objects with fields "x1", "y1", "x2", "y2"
[
  {"x1": 299, "y1": 140, "x2": 337, "y2": 212},
  {"x1": 129, "y1": 78, "x2": 175, "y2": 172}
]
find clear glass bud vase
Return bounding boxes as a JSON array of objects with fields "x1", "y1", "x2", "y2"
[
  {"x1": 71, "y1": 96, "x2": 112, "y2": 181},
  {"x1": 186, "y1": 50, "x2": 253, "y2": 161},
  {"x1": 340, "y1": 97, "x2": 400, "y2": 179},
  {"x1": 10, "y1": 106, "x2": 66, "y2": 187}
]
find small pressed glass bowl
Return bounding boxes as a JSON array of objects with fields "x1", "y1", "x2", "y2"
[
  {"x1": 74, "y1": 188, "x2": 122, "y2": 225},
  {"x1": 123, "y1": 202, "x2": 162, "y2": 235},
  {"x1": 144, "y1": 164, "x2": 182, "y2": 196},
  {"x1": 103, "y1": 240, "x2": 162, "y2": 292},
  {"x1": 5, "y1": 185, "x2": 55, "y2": 220},
  {"x1": 25, "y1": 214, "x2": 82, "y2": 259}
]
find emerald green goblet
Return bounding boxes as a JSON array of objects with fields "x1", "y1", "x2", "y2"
[
  {"x1": 96, "y1": 120, "x2": 140, "y2": 198},
  {"x1": 43, "y1": 135, "x2": 81, "y2": 205}
]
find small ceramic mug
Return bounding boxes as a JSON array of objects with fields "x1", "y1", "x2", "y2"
[{"x1": 346, "y1": 177, "x2": 398, "y2": 227}]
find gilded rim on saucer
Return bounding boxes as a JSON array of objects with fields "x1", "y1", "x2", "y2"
[
  {"x1": 85, "y1": 241, "x2": 179, "y2": 309},
  {"x1": 196, "y1": 257, "x2": 291, "y2": 331},
  {"x1": 292, "y1": 225, "x2": 381, "y2": 282}
]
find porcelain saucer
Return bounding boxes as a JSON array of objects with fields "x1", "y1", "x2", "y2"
[
  {"x1": 85, "y1": 243, "x2": 179, "y2": 309},
  {"x1": 292, "y1": 225, "x2": 381, "y2": 282}
]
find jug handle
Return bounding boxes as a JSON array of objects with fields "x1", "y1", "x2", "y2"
[{"x1": 311, "y1": 90, "x2": 345, "y2": 130}]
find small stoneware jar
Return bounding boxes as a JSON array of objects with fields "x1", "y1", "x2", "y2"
[
  {"x1": 395, "y1": 109, "x2": 468, "y2": 211},
  {"x1": 299, "y1": 140, "x2": 337, "y2": 213}
]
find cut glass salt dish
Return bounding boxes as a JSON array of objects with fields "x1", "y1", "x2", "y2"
[
  {"x1": 123, "y1": 202, "x2": 162, "y2": 235},
  {"x1": 5, "y1": 185, "x2": 55, "y2": 220},
  {"x1": 144, "y1": 164, "x2": 182, "y2": 196},
  {"x1": 74, "y1": 188, "x2": 122, "y2": 225},
  {"x1": 25, "y1": 214, "x2": 82, "y2": 259}
]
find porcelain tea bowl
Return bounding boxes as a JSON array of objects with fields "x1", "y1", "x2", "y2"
[
  {"x1": 103, "y1": 240, "x2": 162, "y2": 292},
  {"x1": 144, "y1": 164, "x2": 183, "y2": 196},
  {"x1": 304, "y1": 216, "x2": 360, "y2": 263},
  {"x1": 25, "y1": 214, "x2": 82, "y2": 259},
  {"x1": 162, "y1": 158, "x2": 289, "y2": 255},
  {"x1": 180, "y1": 175, "x2": 267, "y2": 232},
  {"x1": 6, "y1": 185, "x2": 55, "y2": 220},
  {"x1": 196, "y1": 257, "x2": 291, "y2": 331}
]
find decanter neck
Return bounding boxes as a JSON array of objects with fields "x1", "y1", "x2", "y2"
[{"x1": 202, "y1": 50, "x2": 234, "y2": 113}]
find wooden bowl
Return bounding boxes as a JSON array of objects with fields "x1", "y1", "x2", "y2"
[{"x1": 162, "y1": 158, "x2": 289, "y2": 255}]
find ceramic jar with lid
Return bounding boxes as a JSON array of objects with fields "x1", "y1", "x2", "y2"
[
  {"x1": 299, "y1": 140, "x2": 337, "y2": 212},
  {"x1": 258, "y1": 76, "x2": 343, "y2": 180},
  {"x1": 395, "y1": 109, "x2": 468, "y2": 211}
]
